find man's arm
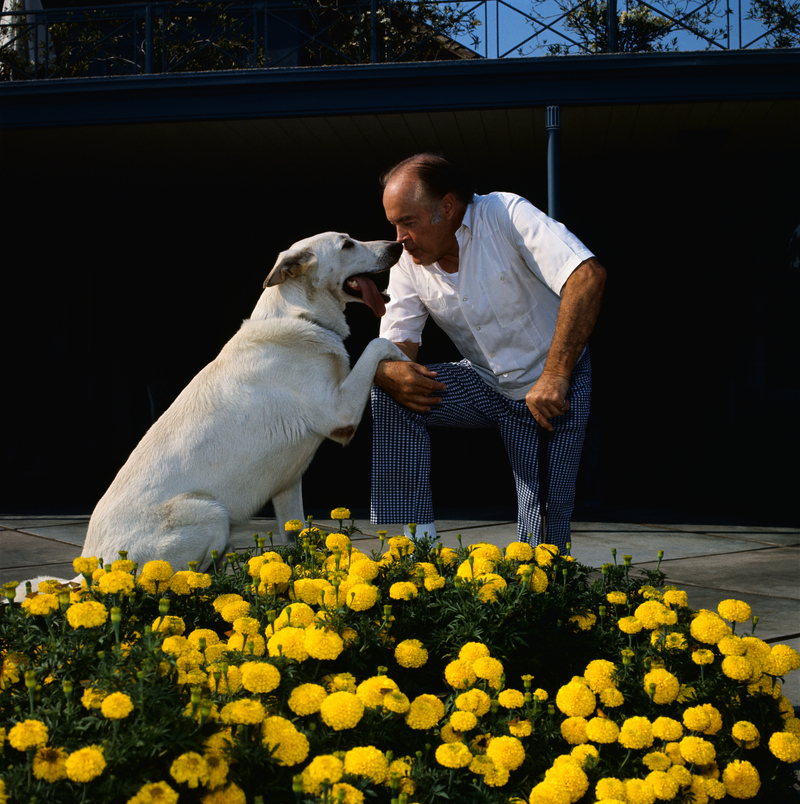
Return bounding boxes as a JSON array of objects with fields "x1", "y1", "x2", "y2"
[
  {"x1": 526, "y1": 257, "x2": 606, "y2": 431},
  {"x1": 374, "y1": 340, "x2": 447, "y2": 412}
]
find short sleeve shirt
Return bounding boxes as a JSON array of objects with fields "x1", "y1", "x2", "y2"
[{"x1": 380, "y1": 192, "x2": 594, "y2": 400}]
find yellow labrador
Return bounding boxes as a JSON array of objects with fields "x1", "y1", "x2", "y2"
[{"x1": 27, "y1": 233, "x2": 406, "y2": 591}]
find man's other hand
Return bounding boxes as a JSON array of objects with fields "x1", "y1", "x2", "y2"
[{"x1": 375, "y1": 360, "x2": 446, "y2": 412}]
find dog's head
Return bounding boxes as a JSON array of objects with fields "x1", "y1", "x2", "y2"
[{"x1": 264, "y1": 232, "x2": 403, "y2": 317}]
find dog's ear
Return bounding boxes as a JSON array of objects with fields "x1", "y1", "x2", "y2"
[{"x1": 264, "y1": 248, "x2": 318, "y2": 288}]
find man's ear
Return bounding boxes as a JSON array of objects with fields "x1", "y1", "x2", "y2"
[{"x1": 263, "y1": 248, "x2": 318, "y2": 288}]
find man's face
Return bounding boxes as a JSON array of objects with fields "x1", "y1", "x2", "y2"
[{"x1": 383, "y1": 175, "x2": 455, "y2": 266}]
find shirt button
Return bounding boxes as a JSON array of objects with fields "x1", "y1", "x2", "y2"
[
  {"x1": 489, "y1": 352, "x2": 496, "y2": 358},
  {"x1": 476, "y1": 325, "x2": 481, "y2": 331},
  {"x1": 462, "y1": 296, "x2": 468, "y2": 302},
  {"x1": 500, "y1": 276, "x2": 506, "y2": 281}
]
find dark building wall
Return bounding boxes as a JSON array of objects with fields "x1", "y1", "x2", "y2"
[{"x1": 3, "y1": 106, "x2": 798, "y2": 524}]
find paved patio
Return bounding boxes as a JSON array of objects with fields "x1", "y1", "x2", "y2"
[{"x1": 2, "y1": 513, "x2": 798, "y2": 705}]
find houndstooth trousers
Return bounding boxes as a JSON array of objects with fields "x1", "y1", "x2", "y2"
[{"x1": 370, "y1": 351, "x2": 591, "y2": 549}]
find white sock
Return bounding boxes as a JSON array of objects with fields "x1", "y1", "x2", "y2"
[{"x1": 406, "y1": 522, "x2": 437, "y2": 541}]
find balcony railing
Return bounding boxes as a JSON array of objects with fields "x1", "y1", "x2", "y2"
[{"x1": 1, "y1": 0, "x2": 792, "y2": 80}]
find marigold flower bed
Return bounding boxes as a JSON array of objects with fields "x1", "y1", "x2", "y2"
[{"x1": 1, "y1": 511, "x2": 799, "y2": 804}]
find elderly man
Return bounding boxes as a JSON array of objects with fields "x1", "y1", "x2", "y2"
[{"x1": 371, "y1": 153, "x2": 605, "y2": 549}]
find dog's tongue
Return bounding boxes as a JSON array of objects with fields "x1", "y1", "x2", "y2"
[{"x1": 353, "y1": 275, "x2": 386, "y2": 317}]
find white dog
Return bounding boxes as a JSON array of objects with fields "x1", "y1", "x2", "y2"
[{"x1": 19, "y1": 233, "x2": 406, "y2": 596}]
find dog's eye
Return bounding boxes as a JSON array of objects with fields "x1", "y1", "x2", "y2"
[{"x1": 341, "y1": 239, "x2": 355, "y2": 250}]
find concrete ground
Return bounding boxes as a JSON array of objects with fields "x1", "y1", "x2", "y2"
[{"x1": 2, "y1": 513, "x2": 798, "y2": 705}]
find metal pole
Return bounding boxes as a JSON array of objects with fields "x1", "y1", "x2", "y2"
[
  {"x1": 606, "y1": 0, "x2": 617, "y2": 52},
  {"x1": 145, "y1": 4, "x2": 153, "y2": 75},
  {"x1": 370, "y1": 0, "x2": 379, "y2": 63},
  {"x1": 546, "y1": 105, "x2": 561, "y2": 222}
]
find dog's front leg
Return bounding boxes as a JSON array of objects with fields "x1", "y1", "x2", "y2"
[
  {"x1": 271, "y1": 482, "x2": 305, "y2": 543},
  {"x1": 327, "y1": 338, "x2": 408, "y2": 446}
]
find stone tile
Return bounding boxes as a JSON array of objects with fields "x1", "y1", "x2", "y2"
[
  {"x1": 638, "y1": 546, "x2": 800, "y2": 601},
  {"x1": 1, "y1": 519, "x2": 89, "y2": 547},
  {"x1": 568, "y1": 530, "x2": 767, "y2": 568},
  {"x1": 1, "y1": 531, "x2": 83, "y2": 570}
]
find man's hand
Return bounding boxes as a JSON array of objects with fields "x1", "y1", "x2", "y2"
[
  {"x1": 526, "y1": 371, "x2": 571, "y2": 432},
  {"x1": 375, "y1": 360, "x2": 446, "y2": 412}
]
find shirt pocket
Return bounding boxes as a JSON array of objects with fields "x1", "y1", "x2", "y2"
[{"x1": 479, "y1": 268, "x2": 532, "y2": 327}]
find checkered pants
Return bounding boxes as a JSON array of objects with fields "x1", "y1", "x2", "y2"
[{"x1": 370, "y1": 352, "x2": 591, "y2": 549}]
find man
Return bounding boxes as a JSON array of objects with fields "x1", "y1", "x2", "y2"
[{"x1": 371, "y1": 153, "x2": 606, "y2": 548}]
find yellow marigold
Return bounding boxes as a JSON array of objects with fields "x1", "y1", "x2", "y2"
[
  {"x1": 458, "y1": 641, "x2": 490, "y2": 663},
  {"x1": 618, "y1": 717, "x2": 654, "y2": 750},
  {"x1": 683, "y1": 706, "x2": 712, "y2": 732},
  {"x1": 679, "y1": 735, "x2": 716, "y2": 765},
  {"x1": 668, "y1": 764, "x2": 692, "y2": 786},
  {"x1": 692, "y1": 648, "x2": 715, "y2": 665},
  {"x1": 652, "y1": 717, "x2": 684, "y2": 741},
  {"x1": 274, "y1": 602, "x2": 315, "y2": 631},
  {"x1": 93, "y1": 569, "x2": 134, "y2": 596},
  {"x1": 619, "y1": 616, "x2": 643, "y2": 634},
  {"x1": 561, "y1": 716, "x2": 589, "y2": 745},
  {"x1": 232, "y1": 616, "x2": 260, "y2": 635},
  {"x1": 732, "y1": 721, "x2": 760, "y2": 748},
  {"x1": 765, "y1": 644, "x2": 800, "y2": 676},
  {"x1": 389, "y1": 581, "x2": 418, "y2": 600},
  {"x1": 395, "y1": 639, "x2": 428, "y2": 669},
  {"x1": 212, "y1": 593, "x2": 243, "y2": 613},
  {"x1": 569, "y1": 611, "x2": 597, "y2": 631},
  {"x1": 634, "y1": 600, "x2": 676, "y2": 630},
  {"x1": 571, "y1": 743, "x2": 599, "y2": 768},
  {"x1": 346, "y1": 583, "x2": 379, "y2": 612},
  {"x1": 344, "y1": 746, "x2": 389, "y2": 783},
  {"x1": 534, "y1": 543, "x2": 559, "y2": 566},
  {"x1": 586, "y1": 716, "x2": 620, "y2": 743},
  {"x1": 690, "y1": 612, "x2": 730, "y2": 644},
  {"x1": 544, "y1": 761, "x2": 589, "y2": 802},
  {"x1": 302, "y1": 755, "x2": 344, "y2": 794},
  {"x1": 288, "y1": 683, "x2": 328, "y2": 716},
  {"x1": 285, "y1": 519, "x2": 304, "y2": 532},
  {"x1": 405, "y1": 694, "x2": 445, "y2": 730},
  {"x1": 9, "y1": 719, "x2": 49, "y2": 751},
  {"x1": 65, "y1": 745, "x2": 106, "y2": 783},
  {"x1": 477, "y1": 573, "x2": 508, "y2": 602},
  {"x1": 101, "y1": 691, "x2": 134, "y2": 720},
  {"x1": 530, "y1": 779, "x2": 571, "y2": 803},
  {"x1": 32, "y1": 746, "x2": 68, "y2": 782},
  {"x1": 606, "y1": 591, "x2": 627, "y2": 605},
  {"x1": 584, "y1": 659, "x2": 617, "y2": 693},
  {"x1": 66, "y1": 600, "x2": 108, "y2": 629},
  {"x1": 721, "y1": 760, "x2": 760, "y2": 799},
  {"x1": 170, "y1": 752, "x2": 210, "y2": 788},
  {"x1": 220, "y1": 699, "x2": 266, "y2": 726},
  {"x1": 383, "y1": 690, "x2": 411, "y2": 714},
  {"x1": 326, "y1": 532, "x2": 351, "y2": 552},
  {"x1": 487, "y1": 735, "x2": 525, "y2": 771},
  {"x1": 349, "y1": 558, "x2": 380, "y2": 582},
  {"x1": 126, "y1": 781, "x2": 179, "y2": 804},
  {"x1": 510, "y1": 718, "x2": 533, "y2": 737},
  {"x1": 140, "y1": 560, "x2": 173, "y2": 581},
  {"x1": 663, "y1": 589, "x2": 689, "y2": 608},
  {"x1": 73, "y1": 556, "x2": 99, "y2": 575},
  {"x1": 718, "y1": 634, "x2": 746, "y2": 656},
  {"x1": 624, "y1": 777, "x2": 657, "y2": 804},
  {"x1": 22, "y1": 593, "x2": 60, "y2": 617},
  {"x1": 642, "y1": 751, "x2": 672, "y2": 772},
  {"x1": 200, "y1": 782, "x2": 246, "y2": 804},
  {"x1": 331, "y1": 507, "x2": 352, "y2": 520},
  {"x1": 435, "y1": 741, "x2": 473, "y2": 768},
  {"x1": 722, "y1": 656, "x2": 756, "y2": 685},
  {"x1": 207, "y1": 664, "x2": 243, "y2": 695},
  {"x1": 387, "y1": 535, "x2": 415, "y2": 558},
  {"x1": 498, "y1": 688, "x2": 525, "y2": 708},
  {"x1": 473, "y1": 655, "x2": 504, "y2": 688},
  {"x1": 450, "y1": 710, "x2": 478, "y2": 731},
  {"x1": 320, "y1": 691, "x2": 365, "y2": 730},
  {"x1": 717, "y1": 598, "x2": 752, "y2": 623},
  {"x1": 556, "y1": 680, "x2": 596, "y2": 718},
  {"x1": 599, "y1": 686, "x2": 625, "y2": 707},
  {"x1": 220, "y1": 600, "x2": 251, "y2": 623},
  {"x1": 505, "y1": 542, "x2": 534, "y2": 562},
  {"x1": 262, "y1": 716, "x2": 310, "y2": 766},
  {"x1": 643, "y1": 668, "x2": 680, "y2": 704},
  {"x1": 595, "y1": 777, "x2": 627, "y2": 801},
  {"x1": 267, "y1": 626, "x2": 308, "y2": 662},
  {"x1": 768, "y1": 731, "x2": 800, "y2": 763},
  {"x1": 305, "y1": 626, "x2": 344, "y2": 661},
  {"x1": 227, "y1": 632, "x2": 264, "y2": 656},
  {"x1": 152, "y1": 615, "x2": 185, "y2": 636},
  {"x1": 260, "y1": 561, "x2": 292, "y2": 587},
  {"x1": 455, "y1": 688, "x2": 492, "y2": 717}
]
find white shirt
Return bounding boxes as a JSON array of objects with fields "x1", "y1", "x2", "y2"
[{"x1": 380, "y1": 192, "x2": 594, "y2": 400}]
